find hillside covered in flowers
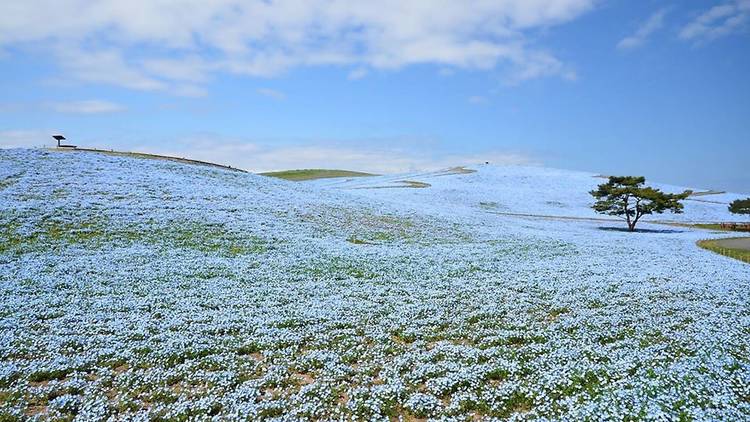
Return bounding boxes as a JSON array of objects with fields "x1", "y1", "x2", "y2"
[{"x1": 1, "y1": 148, "x2": 749, "y2": 420}]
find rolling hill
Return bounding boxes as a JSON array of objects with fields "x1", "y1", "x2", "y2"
[{"x1": 1, "y1": 148, "x2": 749, "y2": 420}]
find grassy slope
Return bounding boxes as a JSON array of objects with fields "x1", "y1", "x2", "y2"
[{"x1": 259, "y1": 169, "x2": 377, "y2": 181}]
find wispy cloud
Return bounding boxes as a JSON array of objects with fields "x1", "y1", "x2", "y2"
[
  {"x1": 503, "y1": 50, "x2": 577, "y2": 85},
  {"x1": 617, "y1": 8, "x2": 669, "y2": 50},
  {"x1": 150, "y1": 137, "x2": 537, "y2": 174},
  {"x1": 45, "y1": 100, "x2": 125, "y2": 114},
  {"x1": 680, "y1": 0, "x2": 750, "y2": 43},
  {"x1": 347, "y1": 68, "x2": 368, "y2": 80},
  {"x1": 2, "y1": 130, "x2": 536, "y2": 173},
  {"x1": 256, "y1": 88, "x2": 286, "y2": 101},
  {"x1": 0, "y1": 129, "x2": 57, "y2": 148},
  {"x1": 55, "y1": 47, "x2": 166, "y2": 92},
  {"x1": 0, "y1": 1, "x2": 596, "y2": 93}
]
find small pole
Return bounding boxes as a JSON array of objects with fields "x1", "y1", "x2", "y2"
[{"x1": 52, "y1": 134, "x2": 66, "y2": 148}]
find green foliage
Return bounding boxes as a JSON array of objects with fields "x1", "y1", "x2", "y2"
[
  {"x1": 728, "y1": 198, "x2": 750, "y2": 215},
  {"x1": 590, "y1": 176, "x2": 691, "y2": 231}
]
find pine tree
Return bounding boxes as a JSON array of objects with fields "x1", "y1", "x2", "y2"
[
  {"x1": 590, "y1": 176, "x2": 691, "y2": 231},
  {"x1": 728, "y1": 198, "x2": 750, "y2": 215}
]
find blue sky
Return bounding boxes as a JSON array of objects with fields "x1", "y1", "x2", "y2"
[{"x1": 1, "y1": 0, "x2": 749, "y2": 193}]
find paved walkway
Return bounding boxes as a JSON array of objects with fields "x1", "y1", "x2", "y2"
[{"x1": 713, "y1": 237, "x2": 750, "y2": 251}]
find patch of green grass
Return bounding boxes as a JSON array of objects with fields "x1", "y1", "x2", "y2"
[
  {"x1": 486, "y1": 368, "x2": 509, "y2": 381},
  {"x1": 505, "y1": 334, "x2": 547, "y2": 346},
  {"x1": 236, "y1": 343, "x2": 261, "y2": 356},
  {"x1": 347, "y1": 231, "x2": 397, "y2": 245},
  {"x1": 28, "y1": 369, "x2": 71, "y2": 383},
  {"x1": 598, "y1": 327, "x2": 635, "y2": 346},
  {"x1": 0, "y1": 390, "x2": 22, "y2": 407},
  {"x1": 346, "y1": 235, "x2": 376, "y2": 245},
  {"x1": 548, "y1": 307, "x2": 570, "y2": 319},
  {"x1": 146, "y1": 389, "x2": 178, "y2": 405},
  {"x1": 259, "y1": 169, "x2": 376, "y2": 181},
  {"x1": 498, "y1": 392, "x2": 534, "y2": 417},
  {"x1": 559, "y1": 370, "x2": 605, "y2": 398},
  {"x1": 0, "y1": 218, "x2": 268, "y2": 256},
  {"x1": 163, "y1": 348, "x2": 217, "y2": 368},
  {"x1": 690, "y1": 224, "x2": 729, "y2": 231},
  {"x1": 0, "y1": 215, "x2": 111, "y2": 254},
  {"x1": 164, "y1": 224, "x2": 267, "y2": 255},
  {"x1": 256, "y1": 404, "x2": 286, "y2": 419},
  {"x1": 395, "y1": 180, "x2": 430, "y2": 188},
  {"x1": 0, "y1": 222, "x2": 23, "y2": 254}
]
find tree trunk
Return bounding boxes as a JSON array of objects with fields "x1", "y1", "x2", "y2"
[{"x1": 625, "y1": 210, "x2": 632, "y2": 231}]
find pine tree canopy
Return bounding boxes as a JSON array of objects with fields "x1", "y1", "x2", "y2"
[
  {"x1": 729, "y1": 198, "x2": 750, "y2": 215},
  {"x1": 589, "y1": 176, "x2": 691, "y2": 231}
]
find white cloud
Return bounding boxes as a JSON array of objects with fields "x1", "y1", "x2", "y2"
[
  {"x1": 617, "y1": 8, "x2": 669, "y2": 50},
  {"x1": 45, "y1": 99, "x2": 125, "y2": 114},
  {"x1": 137, "y1": 136, "x2": 536, "y2": 174},
  {"x1": 503, "y1": 49, "x2": 576, "y2": 84},
  {"x1": 55, "y1": 47, "x2": 166, "y2": 91},
  {"x1": 0, "y1": 1, "x2": 596, "y2": 93},
  {"x1": 256, "y1": 88, "x2": 286, "y2": 100},
  {"x1": 142, "y1": 56, "x2": 212, "y2": 83},
  {"x1": 347, "y1": 68, "x2": 368, "y2": 80},
  {"x1": 0, "y1": 129, "x2": 537, "y2": 173},
  {"x1": 0, "y1": 129, "x2": 57, "y2": 148},
  {"x1": 680, "y1": 0, "x2": 750, "y2": 43}
]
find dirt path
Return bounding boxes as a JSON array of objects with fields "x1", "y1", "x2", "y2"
[
  {"x1": 352, "y1": 180, "x2": 431, "y2": 189},
  {"x1": 484, "y1": 211, "x2": 618, "y2": 223}
]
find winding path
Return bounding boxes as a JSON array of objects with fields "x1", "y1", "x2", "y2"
[{"x1": 711, "y1": 237, "x2": 750, "y2": 251}]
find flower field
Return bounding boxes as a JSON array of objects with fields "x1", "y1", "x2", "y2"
[{"x1": 1, "y1": 148, "x2": 749, "y2": 421}]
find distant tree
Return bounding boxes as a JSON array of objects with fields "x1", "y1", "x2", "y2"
[
  {"x1": 729, "y1": 198, "x2": 750, "y2": 215},
  {"x1": 590, "y1": 176, "x2": 691, "y2": 232}
]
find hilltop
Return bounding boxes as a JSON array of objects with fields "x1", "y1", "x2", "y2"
[{"x1": 1, "y1": 148, "x2": 749, "y2": 420}]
